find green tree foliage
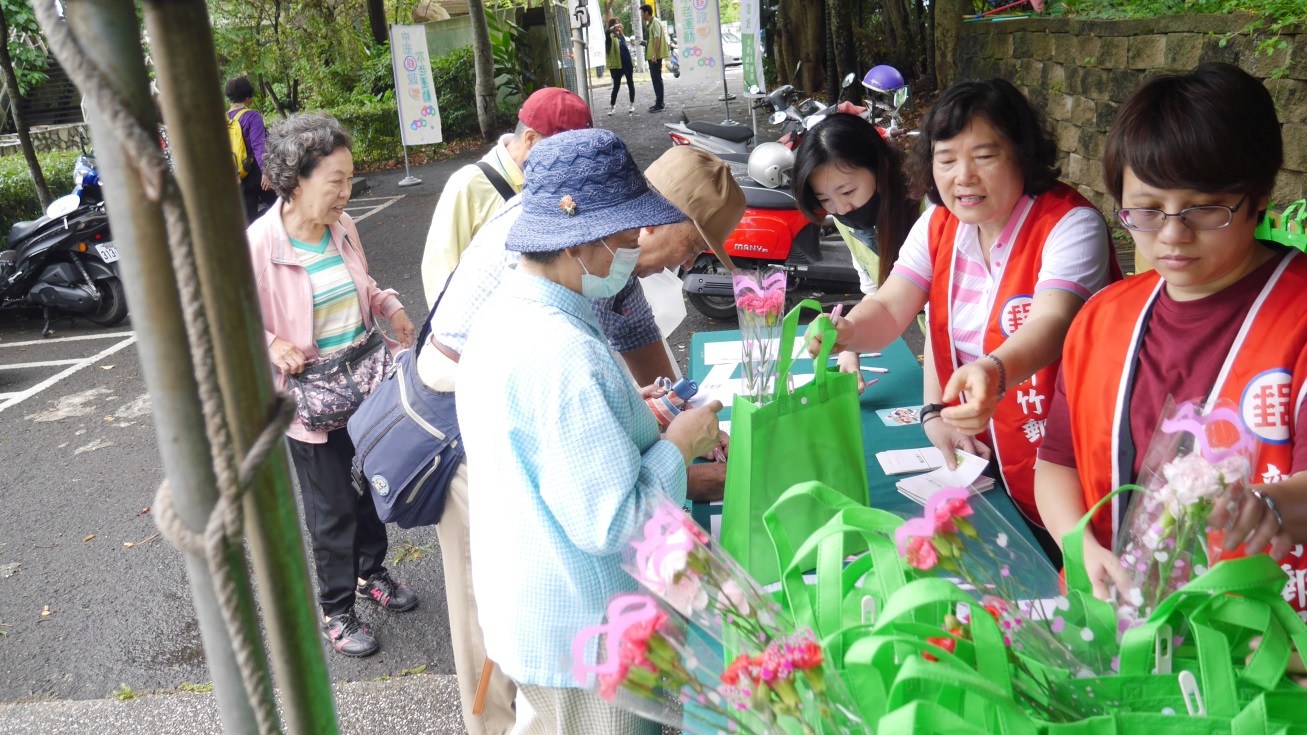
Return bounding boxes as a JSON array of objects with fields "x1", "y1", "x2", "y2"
[
  {"x1": 2, "y1": 0, "x2": 48, "y2": 96},
  {"x1": 207, "y1": 0, "x2": 407, "y2": 112}
]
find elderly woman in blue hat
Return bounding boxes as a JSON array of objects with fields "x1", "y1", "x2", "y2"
[{"x1": 456, "y1": 129, "x2": 724, "y2": 732}]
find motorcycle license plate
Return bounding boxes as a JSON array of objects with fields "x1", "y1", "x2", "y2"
[{"x1": 95, "y1": 243, "x2": 119, "y2": 263}]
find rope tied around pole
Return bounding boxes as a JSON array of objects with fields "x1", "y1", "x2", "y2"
[{"x1": 32, "y1": 3, "x2": 291, "y2": 733}]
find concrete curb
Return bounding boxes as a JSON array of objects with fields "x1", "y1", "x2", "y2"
[{"x1": 0, "y1": 673, "x2": 467, "y2": 735}]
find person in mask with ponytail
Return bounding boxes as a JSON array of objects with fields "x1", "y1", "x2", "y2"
[
  {"x1": 792, "y1": 113, "x2": 918, "y2": 389},
  {"x1": 456, "y1": 128, "x2": 726, "y2": 731},
  {"x1": 806, "y1": 80, "x2": 1118, "y2": 561}
]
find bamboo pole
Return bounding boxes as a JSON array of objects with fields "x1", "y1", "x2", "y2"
[
  {"x1": 139, "y1": 1, "x2": 340, "y2": 732},
  {"x1": 58, "y1": 0, "x2": 269, "y2": 732}
]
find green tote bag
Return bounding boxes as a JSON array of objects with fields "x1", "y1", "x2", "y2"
[{"x1": 720, "y1": 300, "x2": 869, "y2": 586}]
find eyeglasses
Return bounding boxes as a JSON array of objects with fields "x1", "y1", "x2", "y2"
[{"x1": 1115, "y1": 194, "x2": 1248, "y2": 232}]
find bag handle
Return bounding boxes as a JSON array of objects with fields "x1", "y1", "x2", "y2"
[
  {"x1": 787, "y1": 510, "x2": 909, "y2": 633},
  {"x1": 1281, "y1": 200, "x2": 1306, "y2": 230},
  {"x1": 762, "y1": 481, "x2": 867, "y2": 616},
  {"x1": 1062, "y1": 484, "x2": 1139, "y2": 597},
  {"x1": 885, "y1": 656, "x2": 1036, "y2": 734},
  {"x1": 774, "y1": 299, "x2": 836, "y2": 401},
  {"x1": 873, "y1": 578, "x2": 1015, "y2": 697},
  {"x1": 876, "y1": 700, "x2": 1005, "y2": 735}
]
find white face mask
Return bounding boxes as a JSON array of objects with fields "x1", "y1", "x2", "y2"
[{"x1": 579, "y1": 239, "x2": 641, "y2": 299}]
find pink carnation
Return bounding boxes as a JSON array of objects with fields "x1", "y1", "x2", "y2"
[
  {"x1": 905, "y1": 535, "x2": 939, "y2": 570},
  {"x1": 933, "y1": 496, "x2": 973, "y2": 534}
]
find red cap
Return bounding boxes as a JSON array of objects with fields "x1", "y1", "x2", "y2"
[{"x1": 517, "y1": 88, "x2": 593, "y2": 137}]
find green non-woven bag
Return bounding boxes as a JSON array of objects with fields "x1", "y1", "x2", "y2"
[{"x1": 720, "y1": 300, "x2": 869, "y2": 586}]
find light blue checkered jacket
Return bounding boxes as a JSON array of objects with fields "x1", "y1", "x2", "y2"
[{"x1": 456, "y1": 269, "x2": 688, "y2": 688}]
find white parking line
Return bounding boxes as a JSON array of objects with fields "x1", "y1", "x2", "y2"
[
  {"x1": 345, "y1": 195, "x2": 403, "y2": 223},
  {"x1": 0, "y1": 358, "x2": 85, "y2": 371},
  {"x1": 0, "y1": 330, "x2": 135, "y2": 349},
  {"x1": 0, "y1": 335, "x2": 137, "y2": 414}
]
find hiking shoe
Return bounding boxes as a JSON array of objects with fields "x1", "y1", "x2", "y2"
[
  {"x1": 356, "y1": 570, "x2": 419, "y2": 613},
  {"x1": 322, "y1": 610, "x2": 378, "y2": 657}
]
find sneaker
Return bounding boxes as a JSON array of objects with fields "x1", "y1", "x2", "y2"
[
  {"x1": 608, "y1": 106, "x2": 615, "y2": 116},
  {"x1": 629, "y1": 104, "x2": 636, "y2": 114},
  {"x1": 356, "y1": 570, "x2": 419, "y2": 613},
  {"x1": 648, "y1": 104, "x2": 665, "y2": 112},
  {"x1": 322, "y1": 610, "x2": 378, "y2": 657}
]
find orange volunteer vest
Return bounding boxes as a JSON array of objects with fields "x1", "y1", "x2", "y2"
[
  {"x1": 1061, "y1": 249, "x2": 1307, "y2": 613},
  {"x1": 927, "y1": 183, "x2": 1119, "y2": 525}
]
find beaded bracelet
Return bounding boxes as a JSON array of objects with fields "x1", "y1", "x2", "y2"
[{"x1": 982, "y1": 354, "x2": 1007, "y2": 400}]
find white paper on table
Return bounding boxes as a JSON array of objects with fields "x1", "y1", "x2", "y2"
[
  {"x1": 876, "y1": 447, "x2": 947, "y2": 476},
  {"x1": 687, "y1": 374, "x2": 814, "y2": 408},
  {"x1": 895, "y1": 451, "x2": 993, "y2": 505},
  {"x1": 702, "y1": 339, "x2": 809, "y2": 365}
]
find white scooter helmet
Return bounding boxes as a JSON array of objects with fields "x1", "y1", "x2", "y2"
[{"x1": 748, "y1": 142, "x2": 795, "y2": 190}]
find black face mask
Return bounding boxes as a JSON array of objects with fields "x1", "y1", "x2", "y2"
[{"x1": 832, "y1": 192, "x2": 881, "y2": 232}]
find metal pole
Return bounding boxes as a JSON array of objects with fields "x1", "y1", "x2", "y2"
[
  {"x1": 60, "y1": 1, "x2": 270, "y2": 733},
  {"x1": 139, "y1": 2, "x2": 341, "y2": 733}
]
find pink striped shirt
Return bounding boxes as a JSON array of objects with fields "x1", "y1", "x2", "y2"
[{"x1": 892, "y1": 196, "x2": 1110, "y2": 367}]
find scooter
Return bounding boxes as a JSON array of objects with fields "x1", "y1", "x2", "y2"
[{"x1": 0, "y1": 152, "x2": 127, "y2": 335}]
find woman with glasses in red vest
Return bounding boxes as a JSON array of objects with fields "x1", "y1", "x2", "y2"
[
  {"x1": 812, "y1": 79, "x2": 1119, "y2": 560},
  {"x1": 1035, "y1": 63, "x2": 1305, "y2": 610}
]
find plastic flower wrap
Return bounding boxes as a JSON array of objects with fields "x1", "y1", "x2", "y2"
[
  {"x1": 733, "y1": 268, "x2": 786, "y2": 404},
  {"x1": 572, "y1": 496, "x2": 868, "y2": 734},
  {"x1": 1112, "y1": 397, "x2": 1257, "y2": 626},
  {"x1": 623, "y1": 496, "x2": 782, "y2": 646},
  {"x1": 894, "y1": 486, "x2": 1113, "y2": 719}
]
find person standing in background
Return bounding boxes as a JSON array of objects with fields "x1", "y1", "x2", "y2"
[
  {"x1": 641, "y1": 4, "x2": 668, "y2": 112},
  {"x1": 606, "y1": 18, "x2": 636, "y2": 116},
  {"x1": 225, "y1": 76, "x2": 273, "y2": 224}
]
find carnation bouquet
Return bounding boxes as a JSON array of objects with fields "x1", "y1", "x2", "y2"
[
  {"x1": 733, "y1": 268, "x2": 787, "y2": 404},
  {"x1": 572, "y1": 496, "x2": 867, "y2": 734},
  {"x1": 894, "y1": 486, "x2": 1113, "y2": 719},
  {"x1": 1112, "y1": 397, "x2": 1257, "y2": 626}
]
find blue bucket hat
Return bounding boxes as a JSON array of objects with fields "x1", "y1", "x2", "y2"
[{"x1": 506, "y1": 129, "x2": 686, "y2": 252}]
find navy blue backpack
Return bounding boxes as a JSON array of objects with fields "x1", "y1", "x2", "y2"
[{"x1": 348, "y1": 305, "x2": 463, "y2": 528}]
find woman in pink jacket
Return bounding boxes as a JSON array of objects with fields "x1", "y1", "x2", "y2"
[{"x1": 250, "y1": 114, "x2": 416, "y2": 658}]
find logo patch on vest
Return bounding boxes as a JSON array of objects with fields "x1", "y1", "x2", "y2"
[
  {"x1": 1240, "y1": 368, "x2": 1293, "y2": 445},
  {"x1": 999, "y1": 295, "x2": 1034, "y2": 337}
]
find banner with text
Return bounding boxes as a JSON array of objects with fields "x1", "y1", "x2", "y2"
[
  {"x1": 671, "y1": 0, "x2": 723, "y2": 85},
  {"x1": 586, "y1": 5, "x2": 606, "y2": 69},
  {"x1": 740, "y1": 0, "x2": 765, "y2": 93},
  {"x1": 390, "y1": 25, "x2": 443, "y2": 146}
]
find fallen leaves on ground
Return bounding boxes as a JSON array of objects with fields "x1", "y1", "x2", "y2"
[{"x1": 123, "y1": 533, "x2": 159, "y2": 548}]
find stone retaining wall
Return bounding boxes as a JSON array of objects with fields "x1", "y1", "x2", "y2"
[
  {"x1": 956, "y1": 14, "x2": 1305, "y2": 218},
  {"x1": 0, "y1": 122, "x2": 89, "y2": 158}
]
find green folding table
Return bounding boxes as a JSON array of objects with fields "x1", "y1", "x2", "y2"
[{"x1": 688, "y1": 327, "x2": 1057, "y2": 598}]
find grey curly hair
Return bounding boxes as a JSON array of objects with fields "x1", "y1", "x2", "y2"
[{"x1": 263, "y1": 113, "x2": 353, "y2": 201}]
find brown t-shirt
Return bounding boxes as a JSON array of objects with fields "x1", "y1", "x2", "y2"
[{"x1": 1041, "y1": 255, "x2": 1307, "y2": 478}]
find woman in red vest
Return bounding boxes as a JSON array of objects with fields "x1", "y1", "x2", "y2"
[
  {"x1": 1035, "y1": 63, "x2": 1304, "y2": 607},
  {"x1": 815, "y1": 79, "x2": 1117, "y2": 558}
]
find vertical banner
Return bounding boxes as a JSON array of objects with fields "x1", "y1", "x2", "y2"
[
  {"x1": 740, "y1": 0, "x2": 765, "y2": 92},
  {"x1": 585, "y1": 2, "x2": 607, "y2": 70},
  {"x1": 671, "y1": 0, "x2": 723, "y2": 84},
  {"x1": 390, "y1": 24, "x2": 443, "y2": 146}
]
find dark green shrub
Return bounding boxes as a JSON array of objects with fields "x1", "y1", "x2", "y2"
[
  {"x1": 0, "y1": 150, "x2": 80, "y2": 234},
  {"x1": 430, "y1": 46, "x2": 480, "y2": 141}
]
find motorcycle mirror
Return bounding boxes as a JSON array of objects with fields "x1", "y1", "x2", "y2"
[
  {"x1": 46, "y1": 194, "x2": 81, "y2": 219},
  {"x1": 769, "y1": 111, "x2": 787, "y2": 126},
  {"x1": 805, "y1": 114, "x2": 826, "y2": 129},
  {"x1": 842, "y1": 73, "x2": 856, "y2": 88},
  {"x1": 893, "y1": 87, "x2": 909, "y2": 108}
]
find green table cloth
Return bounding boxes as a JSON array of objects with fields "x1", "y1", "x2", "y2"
[{"x1": 688, "y1": 327, "x2": 1057, "y2": 598}]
